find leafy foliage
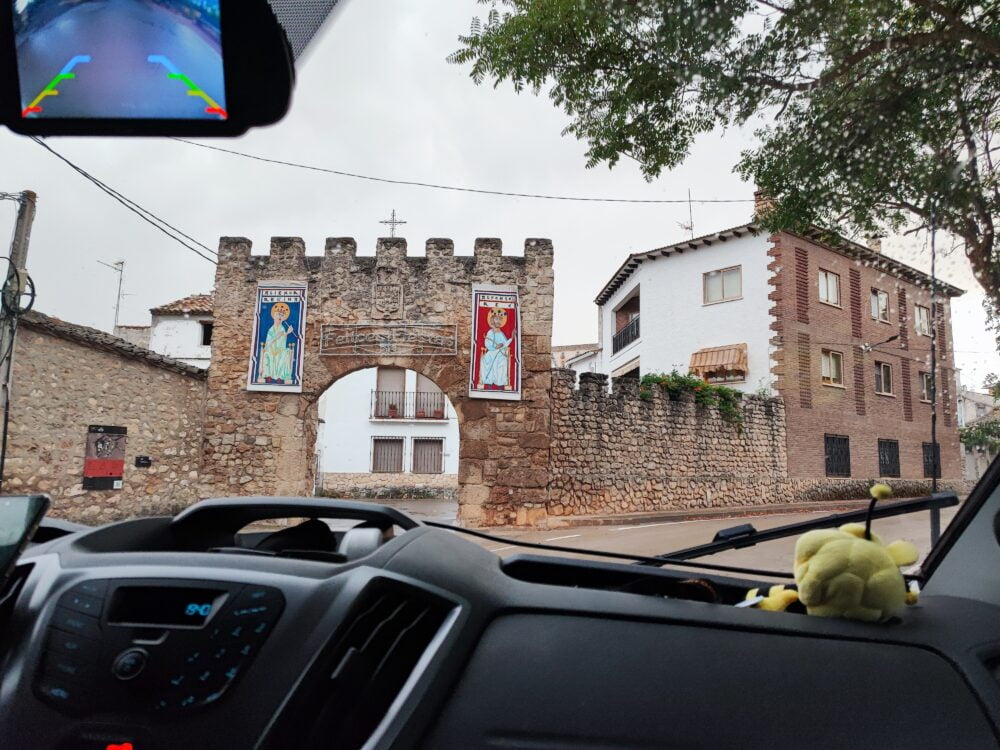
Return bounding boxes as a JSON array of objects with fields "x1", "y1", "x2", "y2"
[
  {"x1": 983, "y1": 372, "x2": 1000, "y2": 401},
  {"x1": 639, "y1": 370, "x2": 744, "y2": 426},
  {"x1": 451, "y1": 1, "x2": 1000, "y2": 306},
  {"x1": 960, "y1": 418, "x2": 1000, "y2": 451}
]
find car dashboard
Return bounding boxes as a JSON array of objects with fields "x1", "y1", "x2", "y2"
[{"x1": 1, "y1": 498, "x2": 1000, "y2": 750}]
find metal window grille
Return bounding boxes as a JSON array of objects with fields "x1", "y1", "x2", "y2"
[
  {"x1": 371, "y1": 438, "x2": 404, "y2": 473},
  {"x1": 824, "y1": 434, "x2": 851, "y2": 477},
  {"x1": 877, "y1": 439, "x2": 900, "y2": 477},
  {"x1": 923, "y1": 442, "x2": 941, "y2": 478},
  {"x1": 612, "y1": 315, "x2": 640, "y2": 354},
  {"x1": 412, "y1": 439, "x2": 444, "y2": 474}
]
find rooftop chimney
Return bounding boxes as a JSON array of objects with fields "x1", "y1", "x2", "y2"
[
  {"x1": 866, "y1": 236, "x2": 883, "y2": 254},
  {"x1": 753, "y1": 190, "x2": 774, "y2": 219}
]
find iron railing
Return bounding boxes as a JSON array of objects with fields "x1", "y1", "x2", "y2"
[
  {"x1": 612, "y1": 315, "x2": 640, "y2": 354},
  {"x1": 371, "y1": 391, "x2": 449, "y2": 420}
]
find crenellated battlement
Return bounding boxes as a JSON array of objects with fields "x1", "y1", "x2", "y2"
[{"x1": 216, "y1": 236, "x2": 554, "y2": 266}]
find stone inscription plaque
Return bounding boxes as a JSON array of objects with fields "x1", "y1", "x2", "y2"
[{"x1": 320, "y1": 323, "x2": 457, "y2": 356}]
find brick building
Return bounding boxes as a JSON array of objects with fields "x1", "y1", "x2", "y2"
[{"x1": 593, "y1": 222, "x2": 963, "y2": 483}]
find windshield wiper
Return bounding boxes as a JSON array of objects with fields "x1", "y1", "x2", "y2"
[{"x1": 636, "y1": 492, "x2": 959, "y2": 568}]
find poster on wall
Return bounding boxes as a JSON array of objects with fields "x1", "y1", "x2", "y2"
[
  {"x1": 246, "y1": 282, "x2": 307, "y2": 393},
  {"x1": 469, "y1": 284, "x2": 522, "y2": 401},
  {"x1": 82, "y1": 425, "x2": 127, "y2": 490}
]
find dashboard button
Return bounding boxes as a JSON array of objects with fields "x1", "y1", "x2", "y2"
[
  {"x1": 48, "y1": 630, "x2": 100, "y2": 662},
  {"x1": 111, "y1": 648, "x2": 147, "y2": 681},
  {"x1": 69, "y1": 579, "x2": 108, "y2": 599},
  {"x1": 231, "y1": 585, "x2": 282, "y2": 610},
  {"x1": 37, "y1": 678, "x2": 88, "y2": 710},
  {"x1": 60, "y1": 591, "x2": 103, "y2": 618},
  {"x1": 51, "y1": 607, "x2": 101, "y2": 640},
  {"x1": 44, "y1": 652, "x2": 93, "y2": 682}
]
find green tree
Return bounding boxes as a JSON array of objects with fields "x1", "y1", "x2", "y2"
[{"x1": 451, "y1": 1, "x2": 1000, "y2": 302}]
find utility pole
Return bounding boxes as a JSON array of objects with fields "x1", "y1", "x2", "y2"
[
  {"x1": 97, "y1": 259, "x2": 125, "y2": 331},
  {"x1": 0, "y1": 190, "x2": 37, "y2": 491},
  {"x1": 929, "y1": 206, "x2": 941, "y2": 545}
]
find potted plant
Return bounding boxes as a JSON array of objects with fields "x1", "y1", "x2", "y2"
[
  {"x1": 433, "y1": 407, "x2": 445, "y2": 419},
  {"x1": 388, "y1": 404, "x2": 398, "y2": 418},
  {"x1": 416, "y1": 408, "x2": 427, "y2": 418}
]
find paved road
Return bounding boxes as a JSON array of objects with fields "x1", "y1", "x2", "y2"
[
  {"x1": 471, "y1": 507, "x2": 960, "y2": 576},
  {"x1": 16, "y1": 0, "x2": 224, "y2": 119},
  {"x1": 352, "y1": 496, "x2": 958, "y2": 576}
]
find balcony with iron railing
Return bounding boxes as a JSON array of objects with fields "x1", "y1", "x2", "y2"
[
  {"x1": 371, "y1": 390, "x2": 450, "y2": 420},
  {"x1": 612, "y1": 315, "x2": 640, "y2": 354}
]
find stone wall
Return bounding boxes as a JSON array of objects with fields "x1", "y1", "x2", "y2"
[
  {"x1": 548, "y1": 370, "x2": 789, "y2": 518},
  {"x1": 202, "y1": 237, "x2": 553, "y2": 527},
  {"x1": 8, "y1": 317, "x2": 207, "y2": 523},
  {"x1": 320, "y1": 472, "x2": 458, "y2": 500}
]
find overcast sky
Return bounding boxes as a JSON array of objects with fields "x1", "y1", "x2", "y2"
[{"x1": 2, "y1": 0, "x2": 997, "y2": 389}]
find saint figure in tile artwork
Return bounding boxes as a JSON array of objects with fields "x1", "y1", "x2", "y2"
[
  {"x1": 257, "y1": 302, "x2": 296, "y2": 384},
  {"x1": 477, "y1": 306, "x2": 514, "y2": 390}
]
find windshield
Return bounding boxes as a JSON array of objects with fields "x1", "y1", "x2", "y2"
[{"x1": 2, "y1": 0, "x2": 998, "y2": 580}]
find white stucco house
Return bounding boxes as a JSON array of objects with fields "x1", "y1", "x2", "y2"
[
  {"x1": 594, "y1": 224, "x2": 774, "y2": 392},
  {"x1": 146, "y1": 293, "x2": 214, "y2": 368},
  {"x1": 319, "y1": 367, "x2": 459, "y2": 477}
]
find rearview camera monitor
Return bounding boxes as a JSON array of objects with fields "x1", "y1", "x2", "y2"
[{"x1": 11, "y1": 0, "x2": 226, "y2": 120}]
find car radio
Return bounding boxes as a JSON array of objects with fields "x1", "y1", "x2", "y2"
[{"x1": 35, "y1": 579, "x2": 284, "y2": 717}]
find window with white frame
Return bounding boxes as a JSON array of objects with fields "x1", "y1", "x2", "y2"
[
  {"x1": 874, "y1": 361, "x2": 894, "y2": 395},
  {"x1": 821, "y1": 349, "x2": 844, "y2": 386},
  {"x1": 371, "y1": 437, "x2": 404, "y2": 473},
  {"x1": 870, "y1": 289, "x2": 889, "y2": 322},
  {"x1": 919, "y1": 372, "x2": 932, "y2": 402},
  {"x1": 915, "y1": 304, "x2": 931, "y2": 336},
  {"x1": 412, "y1": 438, "x2": 444, "y2": 474},
  {"x1": 703, "y1": 266, "x2": 742, "y2": 304},
  {"x1": 818, "y1": 269, "x2": 841, "y2": 306}
]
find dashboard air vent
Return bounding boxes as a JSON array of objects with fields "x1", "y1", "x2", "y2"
[{"x1": 264, "y1": 578, "x2": 454, "y2": 750}]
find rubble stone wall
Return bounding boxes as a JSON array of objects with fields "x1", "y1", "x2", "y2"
[
  {"x1": 548, "y1": 370, "x2": 790, "y2": 516},
  {"x1": 8, "y1": 326, "x2": 207, "y2": 523},
  {"x1": 320, "y1": 472, "x2": 458, "y2": 500}
]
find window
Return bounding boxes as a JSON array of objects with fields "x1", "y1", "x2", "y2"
[
  {"x1": 818, "y1": 269, "x2": 841, "y2": 306},
  {"x1": 923, "y1": 442, "x2": 941, "y2": 478},
  {"x1": 200, "y1": 321, "x2": 214, "y2": 346},
  {"x1": 821, "y1": 349, "x2": 844, "y2": 386},
  {"x1": 703, "y1": 266, "x2": 742, "y2": 304},
  {"x1": 870, "y1": 289, "x2": 889, "y2": 322},
  {"x1": 877, "y1": 439, "x2": 900, "y2": 477},
  {"x1": 825, "y1": 434, "x2": 851, "y2": 477},
  {"x1": 412, "y1": 438, "x2": 444, "y2": 474},
  {"x1": 874, "y1": 361, "x2": 893, "y2": 395},
  {"x1": 919, "y1": 372, "x2": 933, "y2": 402},
  {"x1": 704, "y1": 370, "x2": 746, "y2": 384},
  {"x1": 371, "y1": 438, "x2": 404, "y2": 473},
  {"x1": 915, "y1": 304, "x2": 931, "y2": 336},
  {"x1": 977, "y1": 404, "x2": 988, "y2": 418}
]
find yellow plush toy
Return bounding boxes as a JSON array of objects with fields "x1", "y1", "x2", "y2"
[{"x1": 793, "y1": 519, "x2": 919, "y2": 622}]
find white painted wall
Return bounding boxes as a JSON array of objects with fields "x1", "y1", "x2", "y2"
[
  {"x1": 567, "y1": 350, "x2": 599, "y2": 376},
  {"x1": 597, "y1": 233, "x2": 774, "y2": 393},
  {"x1": 319, "y1": 368, "x2": 459, "y2": 474},
  {"x1": 148, "y1": 314, "x2": 212, "y2": 368}
]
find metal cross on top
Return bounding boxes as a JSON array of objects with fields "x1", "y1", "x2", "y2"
[{"x1": 379, "y1": 209, "x2": 407, "y2": 238}]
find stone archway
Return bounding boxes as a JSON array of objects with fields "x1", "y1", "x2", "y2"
[{"x1": 200, "y1": 235, "x2": 554, "y2": 526}]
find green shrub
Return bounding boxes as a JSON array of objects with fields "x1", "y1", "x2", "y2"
[{"x1": 639, "y1": 370, "x2": 744, "y2": 427}]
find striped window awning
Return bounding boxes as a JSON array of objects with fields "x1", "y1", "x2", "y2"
[{"x1": 689, "y1": 343, "x2": 748, "y2": 376}]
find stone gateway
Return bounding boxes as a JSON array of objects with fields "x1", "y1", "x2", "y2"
[{"x1": 201, "y1": 236, "x2": 555, "y2": 527}]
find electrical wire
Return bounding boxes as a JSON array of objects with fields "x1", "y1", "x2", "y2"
[
  {"x1": 29, "y1": 138, "x2": 218, "y2": 265},
  {"x1": 170, "y1": 138, "x2": 757, "y2": 206},
  {"x1": 0, "y1": 255, "x2": 36, "y2": 493}
]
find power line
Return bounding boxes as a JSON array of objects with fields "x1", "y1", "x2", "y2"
[
  {"x1": 29, "y1": 137, "x2": 217, "y2": 264},
  {"x1": 171, "y1": 138, "x2": 756, "y2": 205}
]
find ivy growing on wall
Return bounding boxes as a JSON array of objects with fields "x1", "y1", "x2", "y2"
[{"x1": 639, "y1": 371, "x2": 744, "y2": 428}]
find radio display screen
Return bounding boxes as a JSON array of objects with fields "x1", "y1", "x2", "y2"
[{"x1": 108, "y1": 586, "x2": 227, "y2": 628}]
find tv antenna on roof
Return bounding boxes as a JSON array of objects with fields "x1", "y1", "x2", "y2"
[{"x1": 676, "y1": 189, "x2": 694, "y2": 239}]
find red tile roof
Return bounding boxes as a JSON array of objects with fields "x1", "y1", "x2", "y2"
[{"x1": 150, "y1": 293, "x2": 213, "y2": 316}]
